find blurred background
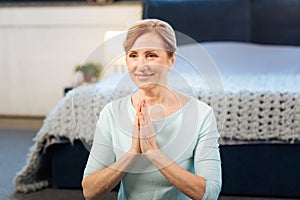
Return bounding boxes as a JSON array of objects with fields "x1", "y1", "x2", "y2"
[
  {"x1": 0, "y1": 0, "x2": 141, "y2": 127},
  {"x1": 1, "y1": 1, "x2": 299, "y2": 200}
]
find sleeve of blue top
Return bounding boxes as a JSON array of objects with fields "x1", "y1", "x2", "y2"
[
  {"x1": 194, "y1": 107, "x2": 222, "y2": 200},
  {"x1": 83, "y1": 105, "x2": 116, "y2": 179}
]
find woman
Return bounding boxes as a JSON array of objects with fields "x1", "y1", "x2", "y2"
[{"x1": 82, "y1": 19, "x2": 221, "y2": 200}]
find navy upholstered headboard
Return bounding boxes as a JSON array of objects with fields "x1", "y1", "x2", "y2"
[{"x1": 143, "y1": 0, "x2": 300, "y2": 46}]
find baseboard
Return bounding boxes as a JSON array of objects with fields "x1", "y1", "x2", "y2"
[{"x1": 0, "y1": 115, "x2": 45, "y2": 131}]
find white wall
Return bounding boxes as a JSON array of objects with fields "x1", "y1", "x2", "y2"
[{"x1": 0, "y1": 4, "x2": 142, "y2": 116}]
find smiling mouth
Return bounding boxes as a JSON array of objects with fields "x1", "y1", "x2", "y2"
[{"x1": 135, "y1": 73, "x2": 155, "y2": 80}]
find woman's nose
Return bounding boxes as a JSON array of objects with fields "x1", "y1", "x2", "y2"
[
  {"x1": 137, "y1": 56, "x2": 146, "y2": 66},
  {"x1": 137, "y1": 64, "x2": 149, "y2": 71},
  {"x1": 136, "y1": 57, "x2": 148, "y2": 70}
]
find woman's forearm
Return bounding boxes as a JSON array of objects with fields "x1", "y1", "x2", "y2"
[
  {"x1": 146, "y1": 151, "x2": 206, "y2": 200},
  {"x1": 82, "y1": 152, "x2": 139, "y2": 200}
]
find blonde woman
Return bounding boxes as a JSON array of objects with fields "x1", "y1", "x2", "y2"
[{"x1": 82, "y1": 19, "x2": 221, "y2": 200}]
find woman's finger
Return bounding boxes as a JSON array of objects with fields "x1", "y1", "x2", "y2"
[
  {"x1": 142, "y1": 101, "x2": 148, "y2": 125},
  {"x1": 135, "y1": 111, "x2": 139, "y2": 126},
  {"x1": 139, "y1": 109, "x2": 145, "y2": 128},
  {"x1": 143, "y1": 102, "x2": 151, "y2": 125},
  {"x1": 136, "y1": 99, "x2": 144, "y2": 126}
]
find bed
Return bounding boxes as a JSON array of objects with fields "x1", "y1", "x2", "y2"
[{"x1": 14, "y1": 0, "x2": 300, "y2": 198}]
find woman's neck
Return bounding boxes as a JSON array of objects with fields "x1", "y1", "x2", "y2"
[
  {"x1": 136, "y1": 86, "x2": 172, "y2": 106},
  {"x1": 131, "y1": 86, "x2": 190, "y2": 120}
]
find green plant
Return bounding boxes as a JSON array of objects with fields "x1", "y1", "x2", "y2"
[{"x1": 74, "y1": 62, "x2": 103, "y2": 83}]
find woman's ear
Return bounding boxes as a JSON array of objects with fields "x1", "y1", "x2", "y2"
[
  {"x1": 169, "y1": 52, "x2": 176, "y2": 65},
  {"x1": 168, "y1": 52, "x2": 176, "y2": 70}
]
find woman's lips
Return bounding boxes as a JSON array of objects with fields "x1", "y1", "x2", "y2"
[{"x1": 135, "y1": 73, "x2": 154, "y2": 80}]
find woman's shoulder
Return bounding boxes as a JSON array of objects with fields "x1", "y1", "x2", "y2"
[
  {"x1": 173, "y1": 90, "x2": 213, "y2": 117},
  {"x1": 188, "y1": 96, "x2": 214, "y2": 116},
  {"x1": 100, "y1": 95, "x2": 131, "y2": 114},
  {"x1": 175, "y1": 91, "x2": 211, "y2": 110}
]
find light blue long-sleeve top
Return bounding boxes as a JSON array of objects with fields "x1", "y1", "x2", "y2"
[{"x1": 83, "y1": 95, "x2": 222, "y2": 200}]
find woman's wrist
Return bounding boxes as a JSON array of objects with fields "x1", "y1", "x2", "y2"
[
  {"x1": 128, "y1": 145, "x2": 141, "y2": 154},
  {"x1": 142, "y1": 145, "x2": 159, "y2": 154},
  {"x1": 144, "y1": 149, "x2": 173, "y2": 169}
]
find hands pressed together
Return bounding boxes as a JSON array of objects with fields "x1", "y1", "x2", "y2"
[{"x1": 130, "y1": 100, "x2": 159, "y2": 154}]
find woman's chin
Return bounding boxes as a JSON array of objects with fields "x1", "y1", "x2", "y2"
[
  {"x1": 134, "y1": 77, "x2": 156, "y2": 88},
  {"x1": 136, "y1": 82, "x2": 157, "y2": 90},
  {"x1": 136, "y1": 81, "x2": 169, "y2": 92}
]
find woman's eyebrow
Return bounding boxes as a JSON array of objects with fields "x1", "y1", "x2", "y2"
[
  {"x1": 128, "y1": 50, "x2": 137, "y2": 54},
  {"x1": 128, "y1": 48, "x2": 160, "y2": 53},
  {"x1": 145, "y1": 50, "x2": 154, "y2": 54},
  {"x1": 144, "y1": 49, "x2": 159, "y2": 54}
]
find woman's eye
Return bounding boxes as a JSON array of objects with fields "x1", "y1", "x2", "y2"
[
  {"x1": 147, "y1": 54, "x2": 157, "y2": 58},
  {"x1": 129, "y1": 54, "x2": 137, "y2": 58}
]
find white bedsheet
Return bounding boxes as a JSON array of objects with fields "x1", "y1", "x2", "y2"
[
  {"x1": 173, "y1": 42, "x2": 300, "y2": 93},
  {"x1": 201, "y1": 42, "x2": 300, "y2": 74}
]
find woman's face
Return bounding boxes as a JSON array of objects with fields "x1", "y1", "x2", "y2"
[{"x1": 126, "y1": 32, "x2": 175, "y2": 90}]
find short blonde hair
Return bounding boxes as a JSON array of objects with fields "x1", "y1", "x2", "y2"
[{"x1": 123, "y1": 19, "x2": 177, "y2": 57}]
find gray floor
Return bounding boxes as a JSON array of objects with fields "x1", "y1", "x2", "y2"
[{"x1": 0, "y1": 129, "x2": 296, "y2": 200}]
